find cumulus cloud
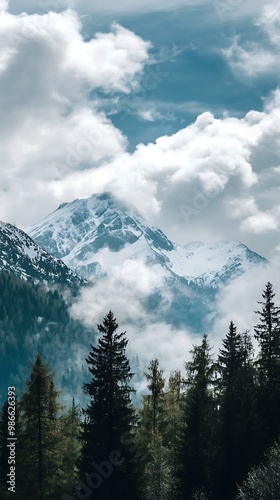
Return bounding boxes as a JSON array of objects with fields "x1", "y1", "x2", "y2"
[
  {"x1": 228, "y1": 197, "x2": 279, "y2": 234},
  {"x1": 137, "y1": 108, "x2": 159, "y2": 122},
  {"x1": 52, "y1": 108, "x2": 260, "y2": 204},
  {"x1": 46, "y1": 92, "x2": 280, "y2": 256},
  {"x1": 0, "y1": 5, "x2": 150, "y2": 224},
  {"x1": 256, "y1": 3, "x2": 280, "y2": 46},
  {"x1": 2, "y1": 2, "x2": 280, "y2": 266},
  {"x1": 222, "y1": 4, "x2": 280, "y2": 80},
  {"x1": 221, "y1": 38, "x2": 276, "y2": 80}
]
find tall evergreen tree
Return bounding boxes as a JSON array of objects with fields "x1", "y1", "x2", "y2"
[
  {"x1": 60, "y1": 398, "x2": 82, "y2": 495},
  {"x1": 254, "y1": 282, "x2": 280, "y2": 448},
  {"x1": 78, "y1": 310, "x2": 139, "y2": 500},
  {"x1": 144, "y1": 358, "x2": 165, "y2": 433},
  {"x1": 215, "y1": 322, "x2": 257, "y2": 500},
  {"x1": 137, "y1": 360, "x2": 171, "y2": 499},
  {"x1": 237, "y1": 439, "x2": 280, "y2": 500},
  {"x1": 143, "y1": 431, "x2": 174, "y2": 500},
  {"x1": 162, "y1": 371, "x2": 184, "y2": 500},
  {"x1": 18, "y1": 354, "x2": 65, "y2": 499},
  {"x1": 179, "y1": 335, "x2": 216, "y2": 500}
]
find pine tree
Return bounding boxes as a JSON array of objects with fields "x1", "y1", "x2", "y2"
[
  {"x1": 254, "y1": 282, "x2": 280, "y2": 447},
  {"x1": 78, "y1": 310, "x2": 139, "y2": 500},
  {"x1": 136, "y1": 359, "x2": 165, "y2": 474},
  {"x1": 215, "y1": 322, "x2": 257, "y2": 500},
  {"x1": 163, "y1": 371, "x2": 184, "y2": 499},
  {"x1": 143, "y1": 431, "x2": 174, "y2": 500},
  {"x1": 179, "y1": 335, "x2": 216, "y2": 500},
  {"x1": 18, "y1": 354, "x2": 65, "y2": 499},
  {"x1": 136, "y1": 359, "x2": 170, "y2": 498},
  {"x1": 237, "y1": 439, "x2": 280, "y2": 500},
  {"x1": 60, "y1": 399, "x2": 82, "y2": 496},
  {"x1": 144, "y1": 358, "x2": 165, "y2": 433}
]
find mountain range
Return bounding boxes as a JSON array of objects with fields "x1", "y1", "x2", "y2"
[
  {"x1": 28, "y1": 192, "x2": 268, "y2": 288},
  {"x1": 0, "y1": 192, "x2": 273, "y2": 404},
  {"x1": 0, "y1": 220, "x2": 83, "y2": 287}
]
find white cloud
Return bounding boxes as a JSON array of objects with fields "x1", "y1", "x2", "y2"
[
  {"x1": 256, "y1": 4, "x2": 280, "y2": 46},
  {"x1": 241, "y1": 212, "x2": 278, "y2": 234},
  {"x1": 222, "y1": 5, "x2": 280, "y2": 80},
  {"x1": 127, "y1": 323, "x2": 194, "y2": 377},
  {"x1": 212, "y1": 267, "x2": 280, "y2": 350},
  {"x1": 42, "y1": 88, "x2": 280, "y2": 262},
  {"x1": 137, "y1": 109, "x2": 158, "y2": 122},
  {"x1": 2, "y1": 2, "x2": 280, "y2": 265},
  {"x1": 221, "y1": 37, "x2": 276, "y2": 80},
  {"x1": 70, "y1": 257, "x2": 194, "y2": 379},
  {"x1": 0, "y1": 6, "x2": 150, "y2": 224},
  {"x1": 71, "y1": 259, "x2": 170, "y2": 326},
  {"x1": 0, "y1": 0, "x2": 8, "y2": 11},
  {"x1": 228, "y1": 197, "x2": 279, "y2": 234}
]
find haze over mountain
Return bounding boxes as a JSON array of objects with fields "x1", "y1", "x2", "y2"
[
  {"x1": 28, "y1": 192, "x2": 268, "y2": 287},
  {"x1": 0, "y1": 192, "x2": 277, "y2": 405}
]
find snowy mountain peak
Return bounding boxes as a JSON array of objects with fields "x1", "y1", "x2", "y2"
[
  {"x1": 28, "y1": 192, "x2": 268, "y2": 286},
  {"x1": 0, "y1": 220, "x2": 84, "y2": 286},
  {"x1": 28, "y1": 192, "x2": 175, "y2": 277},
  {"x1": 179, "y1": 240, "x2": 268, "y2": 286}
]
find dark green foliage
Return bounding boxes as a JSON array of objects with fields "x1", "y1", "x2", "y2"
[
  {"x1": 144, "y1": 358, "x2": 165, "y2": 433},
  {"x1": 237, "y1": 440, "x2": 280, "y2": 499},
  {"x1": 254, "y1": 282, "x2": 280, "y2": 388},
  {"x1": 60, "y1": 399, "x2": 82, "y2": 494},
  {"x1": 0, "y1": 270, "x2": 91, "y2": 404},
  {"x1": 162, "y1": 371, "x2": 184, "y2": 496},
  {"x1": 143, "y1": 431, "x2": 174, "y2": 500},
  {"x1": 17, "y1": 354, "x2": 66, "y2": 499},
  {"x1": 137, "y1": 359, "x2": 171, "y2": 499},
  {"x1": 179, "y1": 335, "x2": 216, "y2": 499},
  {"x1": 79, "y1": 310, "x2": 139, "y2": 500},
  {"x1": 215, "y1": 323, "x2": 257, "y2": 500},
  {"x1": 254, "y1": 282, "x2": 280, "y2": 449},
  {"x1": 3, "y1": 276, "x2": 280, "y2": 499}
]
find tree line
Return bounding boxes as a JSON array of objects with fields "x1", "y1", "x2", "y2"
[
  {"x1": 1, "y1": 282, "x2": 280, "y2": 499},
  {"x1": 0, "y1": 270, "x2": 92, "y2": 402}
]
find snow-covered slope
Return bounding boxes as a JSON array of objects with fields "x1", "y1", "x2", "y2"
[
  {"x1": 0, "y1": 221, "x2": 84, "y2": 286},
  {"x1": 28, "y1": 192, "x2": 268, "y2": 287},
  {"x1": 28, "y1": 192, "x2": 174, "y2": 278},
  {"x1": 164, "y1": 240, "x2": 267, "y2": 287}
]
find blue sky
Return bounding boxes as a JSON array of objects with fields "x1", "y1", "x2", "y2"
[
  {"x1": 1, "y1": 0, "x2": 280, "y2": 264},
  {"x1": 81, "y1": 5, "x2": 275, "y2": 149},
  {"x1": 3, "y1": 0, "x2": 280, "y2": 377}
]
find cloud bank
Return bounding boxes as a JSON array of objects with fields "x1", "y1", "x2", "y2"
[
  {"x1": 222, "y1": 4, "x2": 280, "y2": 80},
  {"x1": 0, "y1": 2, "x2": 280, "y2": 264},
  {"x1": 0, "y1": 5, "x2": 150, "y2": 223}
]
